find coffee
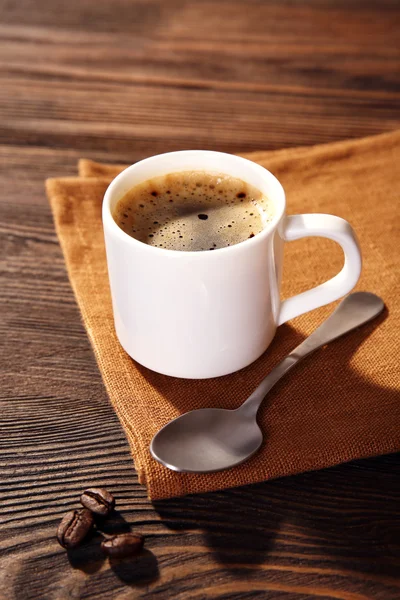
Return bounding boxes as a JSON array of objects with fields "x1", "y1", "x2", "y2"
[
  {"x1": 113, "y1": 171, "x2": 273, "y2": 251},
  {"x1": 56, "y1": 487, "x2": 147, "y2": 558},
  {"x1": 80, "y1": 487, "x2": 115, "y2": 516},
  {"x1": 101, "y1": 533, "x2": 145, "y2": 558},
  {"x1": 57, "y1": 508, "x2": 94, "y2": 549}
]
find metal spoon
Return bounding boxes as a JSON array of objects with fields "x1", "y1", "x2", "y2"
[{"x1": 150, "y1": 292, "x2": 384, "y2": 473}]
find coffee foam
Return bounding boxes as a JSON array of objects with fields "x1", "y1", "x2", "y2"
[{"x1": 113, "y1": 171, "x2": 273, "y2": 251}]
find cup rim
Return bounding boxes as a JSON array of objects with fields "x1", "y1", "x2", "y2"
[{"x1": 102, "y1": 150, "x2": 286, "y2": 257}]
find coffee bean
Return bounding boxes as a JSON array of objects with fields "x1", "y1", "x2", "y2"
[
  {"x1": 80, "y1": 488, "x2": 115, "y2": 516},
  {"x1": 101, "y1": 533, "x2": 144, "y2": 558},
  {"x1": 57, "y1": 508, "x2": 94, "y2": 549}
]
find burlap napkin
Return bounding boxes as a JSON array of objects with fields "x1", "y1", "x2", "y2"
[{"x1": 46, "y1": 130, "x2": 400, "y2": 500}]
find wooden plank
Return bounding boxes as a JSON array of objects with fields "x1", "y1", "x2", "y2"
[{"x1": 1, "y1": 0, "x2": 400, "y2": 598}]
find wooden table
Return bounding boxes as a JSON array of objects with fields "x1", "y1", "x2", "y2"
[{"x1": 1, "y1": 1, "x2": 400, "y2": 598}]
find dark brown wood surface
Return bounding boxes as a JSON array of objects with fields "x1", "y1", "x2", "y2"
[{"x1": 1, "y1": 1, "x2": 400, "y2": 598}]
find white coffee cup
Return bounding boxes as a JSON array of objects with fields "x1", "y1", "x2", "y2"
[{"x1": 103, "y1": 150, "x2": 361, "y2": 379}]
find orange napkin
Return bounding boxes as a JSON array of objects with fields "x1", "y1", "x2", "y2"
[{"x1": 46, "y1": 130, "x2": 400, "y2": 500}]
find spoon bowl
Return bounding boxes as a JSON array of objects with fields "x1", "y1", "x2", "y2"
[{"x1": 150, "y1": 407, "x2": 263, "y2": 472}]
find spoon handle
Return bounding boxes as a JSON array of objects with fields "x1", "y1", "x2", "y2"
[{"x1": 240, "y1": 292, "x2": 384, "y2": 417}]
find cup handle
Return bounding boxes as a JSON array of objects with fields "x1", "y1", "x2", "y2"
[{"x1": 278, "y1": 214, "x2": 362, "y2": 325}]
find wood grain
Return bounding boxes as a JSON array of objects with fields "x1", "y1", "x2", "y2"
[{"x1": 0, "y1": 0, "x2": 399, "y2": 598}]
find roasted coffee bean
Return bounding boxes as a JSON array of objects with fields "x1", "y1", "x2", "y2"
[
  {"x1": 57, "y1": 508, "x2": 94, "y2": 549},
  {"x1": 80, "y1": 488, "x2": 115, "y2": 516},
  {"x1": 101, "y1": 533, "x2": 144, "y2": 558}
]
